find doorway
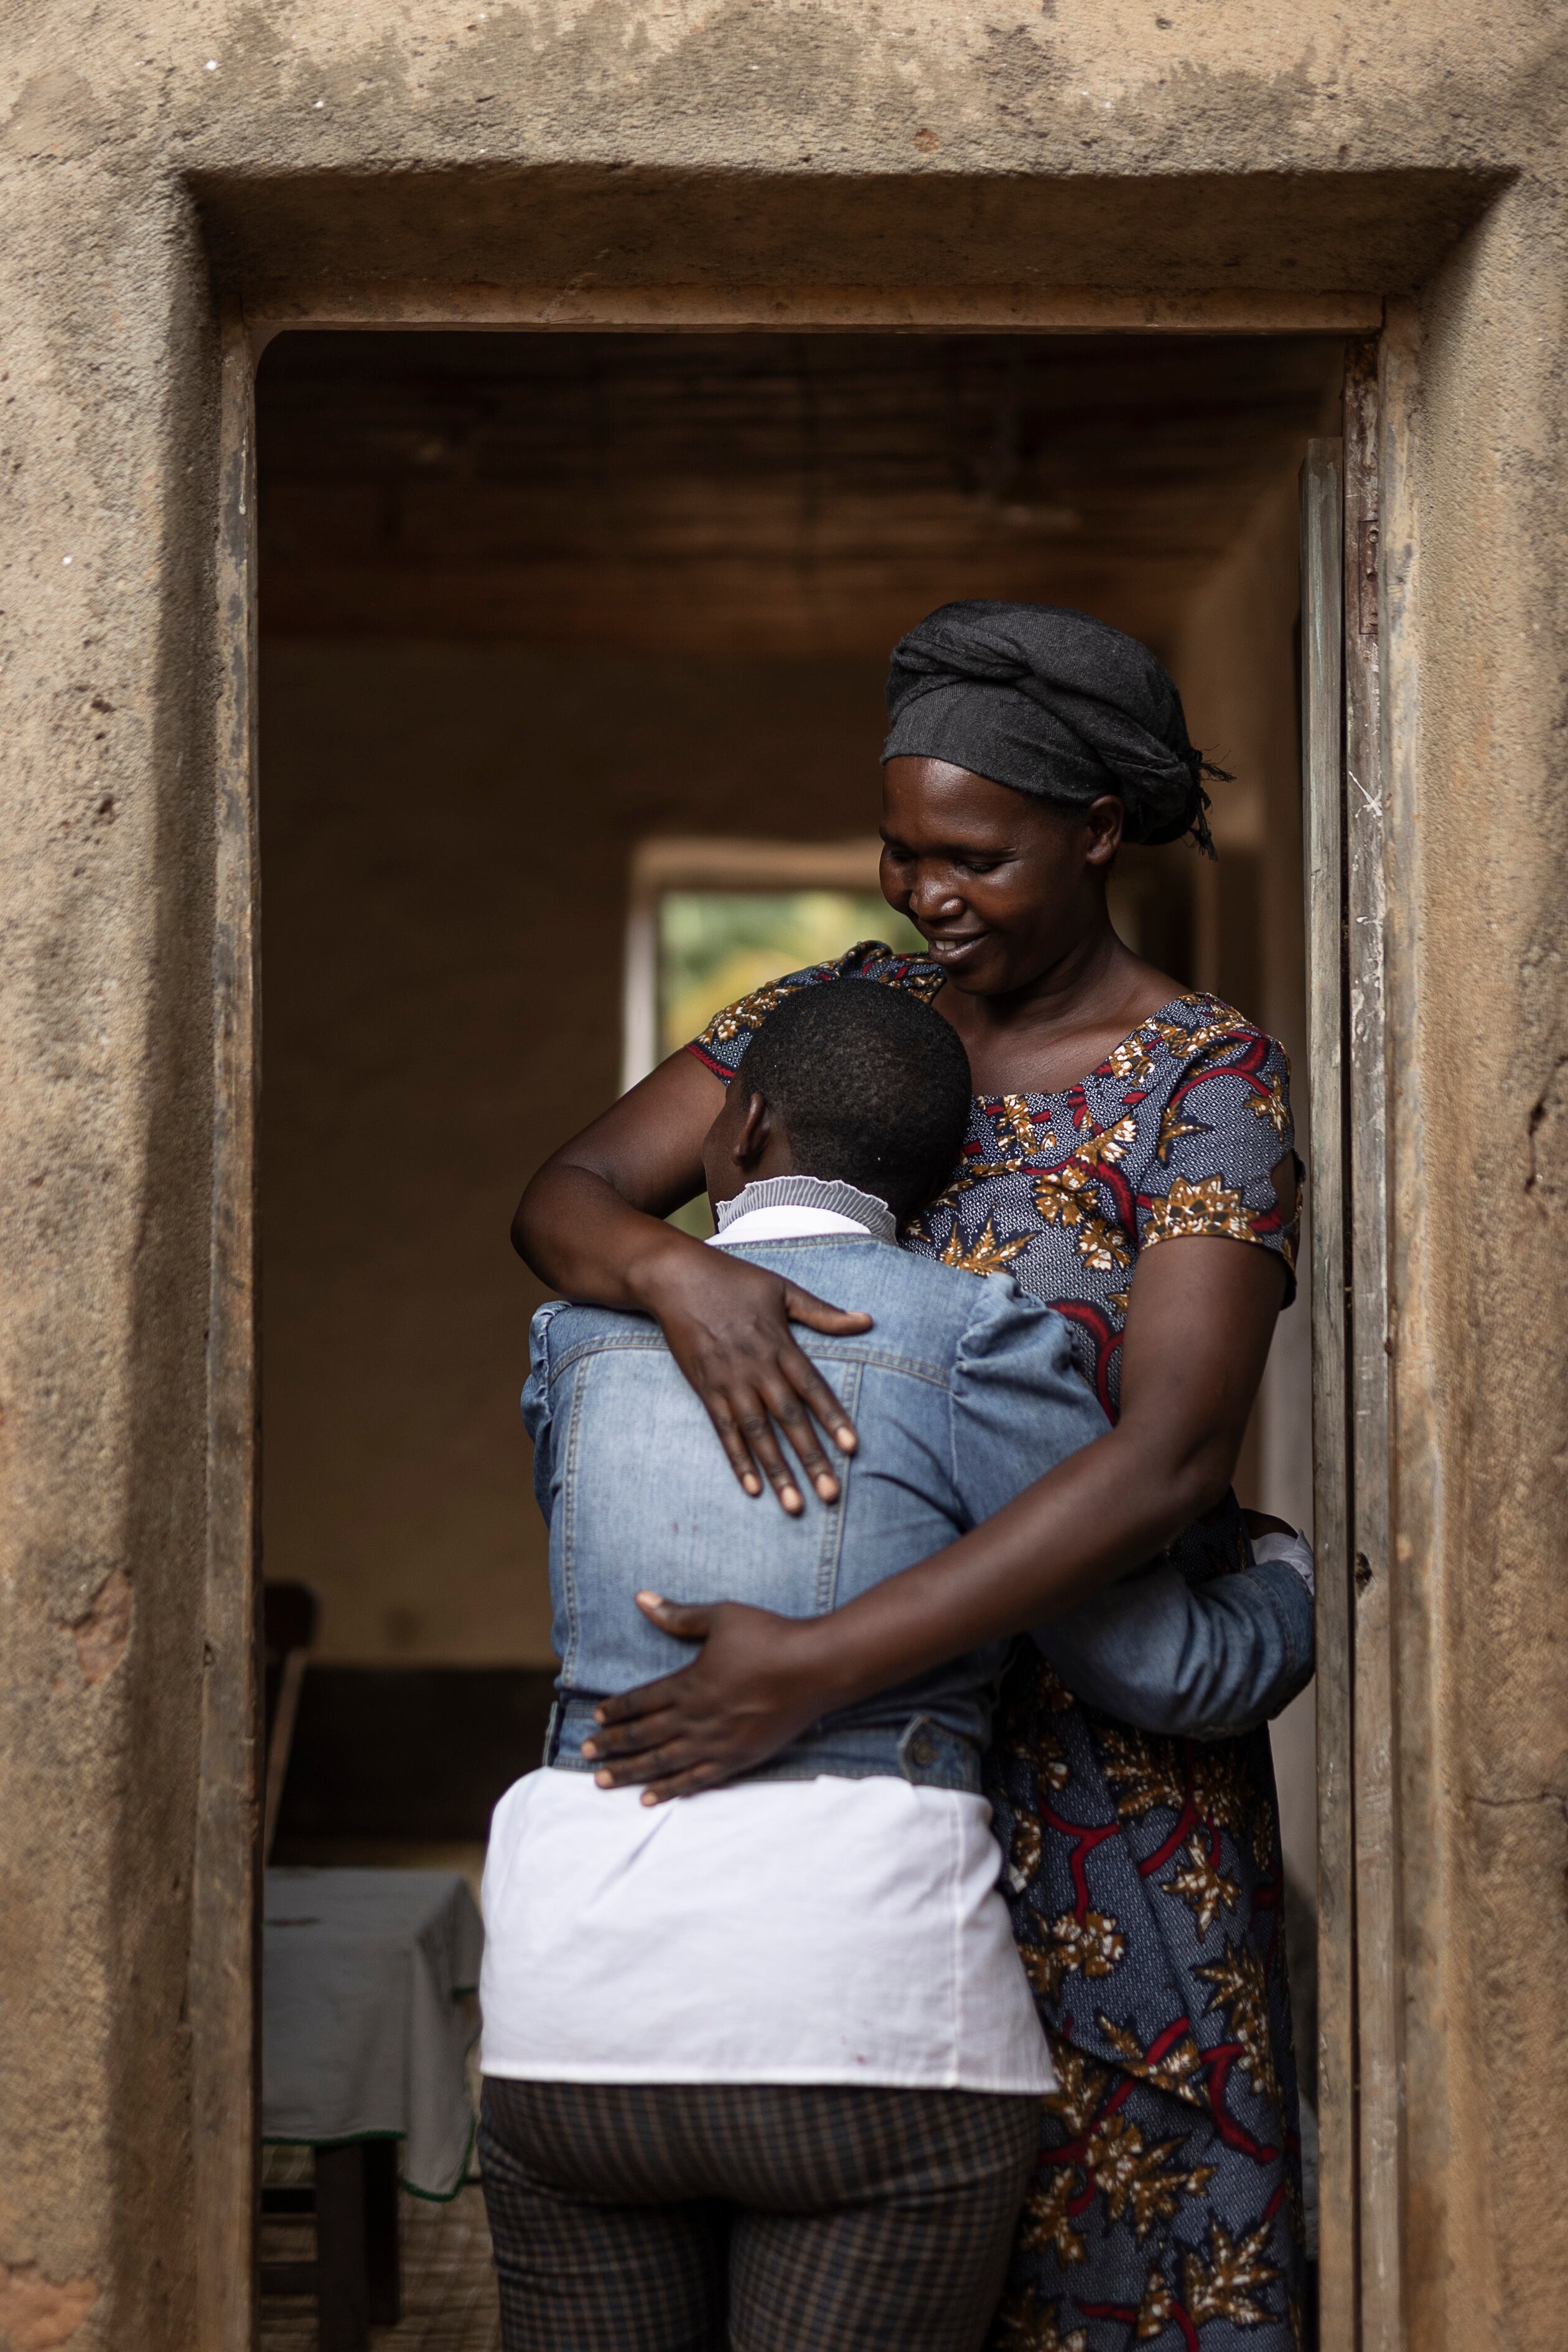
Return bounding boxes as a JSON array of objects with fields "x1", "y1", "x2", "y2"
[{"x1": 251, "y1": 325, "x2": 1345, "y2": 2346}]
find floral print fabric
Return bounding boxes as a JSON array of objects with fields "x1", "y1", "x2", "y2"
[
  {"x1": 986, "y1": 1653, "x2": 1305, "y2": 2348},
  {"x1": 688, "y1": 943, "x2": 1307, "y2": 2348},
  {"x1": 997, "y1": 2068, "x2": 1302, "y2": 2351}
]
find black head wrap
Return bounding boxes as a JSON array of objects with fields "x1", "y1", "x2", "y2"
[{"x1": 882, "y1": 600, "x2": 1218, "y2": 854}]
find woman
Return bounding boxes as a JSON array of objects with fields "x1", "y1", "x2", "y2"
[{"x1": 515, "y1": 602, "x2": 1307, "y2": 2350}]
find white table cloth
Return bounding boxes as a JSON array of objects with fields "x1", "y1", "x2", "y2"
[{"x1": 263, "y1": 1867, "x2": 484, "y2": 2198}]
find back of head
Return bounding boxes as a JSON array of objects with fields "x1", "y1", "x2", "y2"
[{"x1": 734, "y1": 981, "x2": 971, "y2": 1221}]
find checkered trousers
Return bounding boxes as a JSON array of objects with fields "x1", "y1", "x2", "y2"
[{"x1": 478, "y1": 2077, "x2": 1040, "y2": 2352}]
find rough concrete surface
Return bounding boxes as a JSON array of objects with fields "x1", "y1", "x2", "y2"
[{"x1": 2, "y1": 4, "x2": 1568, "y2": 2346}]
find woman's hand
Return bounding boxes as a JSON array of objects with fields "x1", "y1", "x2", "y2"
[
  {"x1": 630, "y1": 1239, "x2": 870, "y2": 1514},
  {"x1": 582, "y1": 1595, "x2": 833, "y2": 1801}
]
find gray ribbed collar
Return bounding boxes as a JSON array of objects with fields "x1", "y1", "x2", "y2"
[{"x1": 714, "y1": 1174, "x2": 898, "y2": 1244}]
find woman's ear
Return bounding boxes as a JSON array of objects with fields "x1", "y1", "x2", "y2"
[{"x1": 1083, "y1": 793, "x2": 1124, "y2": 869}]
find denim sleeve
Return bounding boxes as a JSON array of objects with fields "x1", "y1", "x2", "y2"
[
  {"x1": 521, "y1": 1302, "x2": 567, "y2": 1529},
  {"x1": 948, "y1": 1277, "x2": 1112, "y2": 1523},
  {"x1": 1038, "y1": 1554, "x2": 1315, "y2": 1737}
]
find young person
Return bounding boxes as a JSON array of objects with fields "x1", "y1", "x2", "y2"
[{"x1": 479, "y1": 981, "x2": 1312, "y2": 2352}]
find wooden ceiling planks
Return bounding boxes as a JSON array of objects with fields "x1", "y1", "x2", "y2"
[{"x1": 258, "y1": 330, "x2": 1344, "y2": 653}]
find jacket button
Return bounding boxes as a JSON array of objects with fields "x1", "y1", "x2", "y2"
[{"x1": 907, "y1": 1734, "x2": 938, "y2": 1768}]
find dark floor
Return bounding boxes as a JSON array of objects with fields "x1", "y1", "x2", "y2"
[{"x1": 259, "y1": 2145, "x2": 500, "y2": 2352}]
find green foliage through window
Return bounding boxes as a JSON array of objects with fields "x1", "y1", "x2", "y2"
[{"x1": 658, "y1": 890, "x2": 925, "y2": 1060}]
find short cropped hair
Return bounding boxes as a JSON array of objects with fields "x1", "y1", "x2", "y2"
[{"x1": 732, "y1": 980, "x2": 972, "y2": 1221}]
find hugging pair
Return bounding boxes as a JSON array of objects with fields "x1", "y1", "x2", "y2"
[{"x1": 477, "y1": 979, "x2": 1312, "y2": 2352}]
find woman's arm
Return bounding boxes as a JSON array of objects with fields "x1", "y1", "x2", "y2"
[
  {"x1": 513, "y1": 1047, "x2": 724, "y2": 1295},
  {"x1": 582, "y1": 1233, "x2": 1289, "y2": 1799},
  {"x1": 515, "y1": 1049, "x2": 871, "y2": 1511}
]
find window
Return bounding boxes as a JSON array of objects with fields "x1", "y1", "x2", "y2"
[{"x1": 622, "y1": 838, "x2": 923, "y2": 1093}]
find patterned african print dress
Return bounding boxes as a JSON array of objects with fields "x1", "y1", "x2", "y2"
[{"x1": 689, "y1": 943, "x2": 1307, "y2": 2352}]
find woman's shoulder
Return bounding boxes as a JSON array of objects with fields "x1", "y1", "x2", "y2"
[
  {"x1": 1098, "y1": 989, "x2": 1286, "y2": 1090},
  {"x1": 688, "y1": 940, "x2": 943, "y2": 1078},
  {"x1": 1100, "y1": 991, "x2": 1298, "y2": 1286},
  {"x1": 1088, "y1": 991, "x2": 1291, "y2": 1159}
]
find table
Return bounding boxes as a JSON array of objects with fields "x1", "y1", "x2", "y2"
[{"x1": 261, "y1": 1868, "x2": 485, "y2": 2349}]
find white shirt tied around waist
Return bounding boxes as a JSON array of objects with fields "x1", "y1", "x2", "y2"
[{"x1": 478, "y1": 1182, "x2": 1055, "y2": 2095}]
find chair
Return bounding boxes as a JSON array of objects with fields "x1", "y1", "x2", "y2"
[
  {"x1": 263, "y1": 1581, "x2": 317, "y2": 1864},
  {"x1": 261, "y1": 2141, "x2": 400, "y2": 2349},
  {"x1": 261, "y1": 1582, "x2": 400, "y2": 2348}
]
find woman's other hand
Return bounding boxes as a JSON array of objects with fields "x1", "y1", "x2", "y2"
[{"x1": 582, "y1": 1595, "x2": 829, "y2": 1801}]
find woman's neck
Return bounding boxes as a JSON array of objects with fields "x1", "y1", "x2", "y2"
[
  {"x1": 938, "y1": 926, "x2": 1181, "y2": 1096},
  {"x1": 964, "y1": 921, "x2": 1127, "y2": 1033}
]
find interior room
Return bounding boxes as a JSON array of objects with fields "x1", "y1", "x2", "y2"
[{"x1": 254, "y1": 325, "x2": 1340, "y2": 2337}]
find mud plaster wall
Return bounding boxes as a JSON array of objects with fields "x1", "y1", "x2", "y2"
[
  {"x1": 261, "y1": 643, "x2": 888, "y2": 1666},
  {"x1": 0, "y1": 174, "x2": 225, "y2": 2352},
  {"x1": 1391, "y1": 195, "x2": 1568, "y2": 2348},
  {"x1": 4, "y1": 2, "x2": 1568, "y2": 2346}
]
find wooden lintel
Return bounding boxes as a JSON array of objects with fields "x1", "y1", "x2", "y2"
[{"x1": 246, "y1": 282, "x2": 1382, "y2": 355}]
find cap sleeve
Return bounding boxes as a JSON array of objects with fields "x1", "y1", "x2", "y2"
[
  {"x1": 1135, "y1": 1019, "x2": 1300, "y2": 1301},
  {"x1": 686, "y1": 940, "x2": 934, "y2": 1081}
]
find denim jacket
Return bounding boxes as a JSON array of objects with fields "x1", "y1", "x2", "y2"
[{"x1": 523, "y1": 1206, "x2": 1313, "y2": 1788}]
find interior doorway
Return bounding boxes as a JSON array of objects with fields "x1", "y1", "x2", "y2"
[{"x1": 252, "y1": 325, "x2": 1343, "y2": 2345}]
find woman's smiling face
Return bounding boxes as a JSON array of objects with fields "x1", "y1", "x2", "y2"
[{"x1": 879, "y1": 757, "x2": 1123, "y2": 997}]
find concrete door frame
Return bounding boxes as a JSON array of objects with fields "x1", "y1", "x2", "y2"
[{"x1": 207, "y1": 286, "x2": 1397, "y2": 2350}]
